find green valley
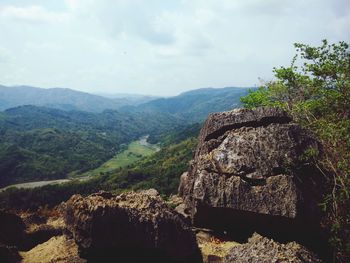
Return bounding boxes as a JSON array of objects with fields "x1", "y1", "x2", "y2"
[
  {"x1": 0, "y1": 105, "x2": 183, "y2": 187},
  {"x1": 0, "y1": 134, "x2": 198, "y2": 210},
  {"x1": 78, "y1": 136, "x2": 160, "y2": 177},
  {"x1": 0, "y1": 87, "x2": 245, "y2": 188}
]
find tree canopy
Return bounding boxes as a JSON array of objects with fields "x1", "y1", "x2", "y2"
[{"x1": 241, "y1": 40, "x2": 350, "y2": 262}]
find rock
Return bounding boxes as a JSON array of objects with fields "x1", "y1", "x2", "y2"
[
  {"x1": 195, "y1": 229, "x2": 239, "y2": 263},
  {"x1": 0, "y1": 210, "x2": 26, "y2": 248},
  {"x1": 25, "y1": 224, "x2": 63, "y2": 250},
  {"x1": 168, "y1": 194, "x2": 184, "y2": 207},
  {"x1": 179, "y1": 107, "x2": 328, "y2": 257},
  {"x1": 0, "y1": 243, "x2": 21, "y2": 263},
  {"x1": 0, "y1": 209, "x2": 65, "y2": 255},
  {"x1": 167, "y1": 194, "x2": 191, "y2": 221},
  {"x1": 21, "y1": 213, "x2": 47, "y2": 227},
  {"x1": 64, "y1": 191, "x2": 201, "y2": 262},
  {"x1": 138, "y1": 188, "x2": 160, "y2": 196},
  {"x1": 178, "y1": 172, "x2": 189, "y2": 196},
  {"x1": 224, "y1": 233, "x2": 323, "y2": 263},
  {"x1": 19, "y1": 235, "x2": 85, "y2": 263}
]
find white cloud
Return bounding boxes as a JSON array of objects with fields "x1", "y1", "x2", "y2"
[
  {"x1": 0, "y1": 5, "x2": 69, "y2": 23},
  {"x1": 0, "y1": 0, "x2": 349, "y2": 96}
]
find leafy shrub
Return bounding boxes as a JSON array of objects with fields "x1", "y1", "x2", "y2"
[{"x1": 241, "y1": 40, "x2": 350, "y2": 262}]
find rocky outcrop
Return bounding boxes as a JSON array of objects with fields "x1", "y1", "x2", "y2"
[
  {"x1": 19, "y1": 235, "x2": 85, "y2": 263},
  {"x1": 0, "y1": 210, "x2": 26, "y2": 248},
  {"x1": 179, "y1": 107, "x2": 327, "y2": 254},
  {"x1": 224, "y1": 233, "x2": 323, "y2": 263},
  {"x1": 64, "y1": 190, "x2": 201, "y2": 263},
  {"x1": 25, "y1": 224, "x2": 63, "y2": 250},
  {"x1": 195, "y1": 229, "x2": 239, "y2": 263}
]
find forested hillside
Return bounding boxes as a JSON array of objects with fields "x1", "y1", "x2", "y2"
[
  {"x1": 0, "y1": 105, "x2": 183, "y2": 187},
  {"x1": 0, "y1": 125, "x2": 199, "y2": 210},
  {"x1": 0, "y1": 86, "x2": 246, "y2": 187},
  {"x1": 121, "y1": 87, "x2": 250, "y2": 122}
]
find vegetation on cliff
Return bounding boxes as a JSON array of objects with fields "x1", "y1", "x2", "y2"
[
  {"x1": 241, "y1": 40, "x2": 350, "y2": 262},
  {"x1": 0, "y1": 105, "x2": 182, "y2": 187},
  {"x1": 0, "y1": 125, "x2": 199, "y2": 210},
  {"x1": 0, "y1": 87, "x2": 240, "y2": 188}
]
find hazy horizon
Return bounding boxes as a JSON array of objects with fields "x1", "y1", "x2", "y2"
[
  {"x1": 0, "y1": 83, "x2": 251, "y2": 97},
  {"x1": 0, "y1": 0, "x2": 349, "y2": 96}
]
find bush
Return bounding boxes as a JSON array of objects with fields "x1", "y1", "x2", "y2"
[{"x1": 241, "y1": 40, "x2": 350, "y2": 262}]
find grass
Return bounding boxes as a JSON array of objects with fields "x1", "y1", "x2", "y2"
[{"x1": 78, "y1": 138, "x2": 160, "y2": 177}]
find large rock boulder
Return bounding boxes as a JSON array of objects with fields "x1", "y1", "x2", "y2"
[
  {"x1": 224, "y1": 233, "x2": 323, "y2": 263},
  {"x1": 64, "y1": 190, "x2": 201, "y2": 263},
  {"x1": 179, "y1": 107, "x2": 326, "y2": 252}
]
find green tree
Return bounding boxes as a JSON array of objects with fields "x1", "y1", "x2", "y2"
[{"x1": 241, "y1": 40, "x2": 350, "y2": 262}]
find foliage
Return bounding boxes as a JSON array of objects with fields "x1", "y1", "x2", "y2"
[
  {"x1": 124, "y1": 87, "x2": 249, "y2": 122},
  {"x1": 149, "y1": 123, "x2": 201, "y2": 146},
  {"x1": 0, "y1": 105, "x2": 183, "y2": 187},
  {"x1": 0, "y1": 177, "x2": 107, "y2": 211},
  {"x1": 240, "y1": 40, "x2": 350, "y2": 262},
  {"x1": 0, "y1": 133, "x2": 198, "y2": 210},
  {"x1": 78, "y1": 138, "x2": 159, "y2": 177},
  {"x1": 106, "y1": 137, "x2": 198, "y2": 195},
  {"x1": 0, "y1": 86, "x2": 246, "y2": 187}
]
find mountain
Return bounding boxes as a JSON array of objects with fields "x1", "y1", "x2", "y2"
[
  {"x1": 97, "y1": 92, "x2": 159, "y2": 106},
  {"x1": 0, "y1": 85, "x2": 156, "y2": 112},
  {"x1": 0, "y1": 85, "x2": 251, "y2": 120},
  {"x1": 0, "y1": 105, "x2": 183, "y2": 187},
  {"x1": 0, "y1": 85, "x2": 251, "y2": 187},
  {"x1": 121, "y1": 87, "x2": 251, "y2": 122},
  {"x1": 0, "y1": 124, "x2": 200, "y2": 210}
]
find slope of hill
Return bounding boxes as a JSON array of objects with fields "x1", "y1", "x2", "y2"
[
  {"x1": 0, "y1": 86, "x2": 250, "y2": 187},
  {"x1": 97, "y1": 92, "x2": 159, "y2": 106},
  {"x1": 0, "y1": 85, "x2": 156, "y2": 112},
  {"x1": 0, "y1": 125, "x2": 199, "y2": 210},
  {"x1": 0, "y1": 105, "x2": 182, "y2": 187},
  {"x1": 0, "y1": 85, "x2": 250, "y2": 121},
  {"x1": 121, "y1": 87, "x2": 250, "y2": 122}
]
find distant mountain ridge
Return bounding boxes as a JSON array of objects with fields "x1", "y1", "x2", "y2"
[
  {"x1": 0, "y1": 85, "x2": 156, "y2": 112},
  {"x1": 0, "y1": 85, "x2": 251, "y2": 122},
  {"x1": 121, "y1": 87, "x2": 251, "y2": 122}
]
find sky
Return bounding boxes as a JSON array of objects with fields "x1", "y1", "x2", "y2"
[{"x1": 0, "y1": 0, "x2": 349, "y2": 96}]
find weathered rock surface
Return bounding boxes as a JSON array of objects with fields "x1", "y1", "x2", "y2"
[
  {"x1": 179, "y1": 107, "x2": 328, "y2": 258},
  {"x1": 167, "y1": 194, "x2": 191, "y2": 221},
  {"x1": 224, "y1": 233, "x2": 323, "y2": 263},
  {"x1": 195, "y1": 229, "x2": 239, "y2": 263},
  {"x1": 20, "y1": 235, "x2": 85, "y2": 263},
  {"x1": 64, "y1": 190, "x2": 201, "y2": 262},
  {"x1": 180, "y1": 107, "x2": 323, "y2": 222},
  {"x1": 25, "y1": 224, "x2": 63, "y2": 251}
]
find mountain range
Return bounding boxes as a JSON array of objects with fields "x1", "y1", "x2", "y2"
[
  {"x1": 0, "y1": 85, "x2": 250, "y2": 121},
  {"x1": 0, "y1": 85, "x2": 157, "y2": 112},
  {"x1": 0, "y1": 85, "x2": 251, "y2": 187},
  {"x1": 121, "y1": 87, "x2": 250, "y2": 122}
]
